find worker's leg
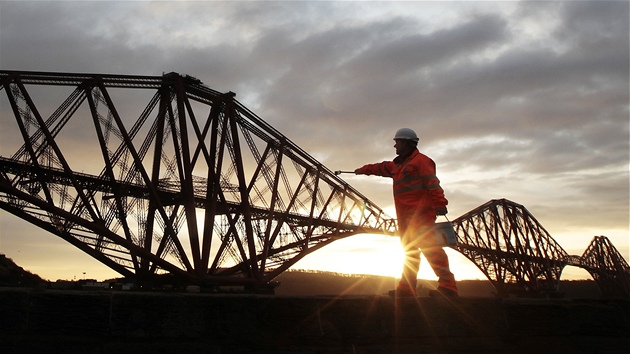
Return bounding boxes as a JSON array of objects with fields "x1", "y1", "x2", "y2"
[
  {"x1": 397, "y1": 225, "x2": 430, "y2": 294},
  {"x1": 422, "y1": 246, "x2": 458, "y2": 293},
  {"x1": 398, "y1": 224, "x2": 433, "y2": 294},
  {"x1": 400, "y1": 247, "x2": 420, "y2": 291}
]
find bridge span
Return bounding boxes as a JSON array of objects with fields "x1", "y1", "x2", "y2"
[{"x1": 1, "y1": 70, "x2": 628, "y2": 297}]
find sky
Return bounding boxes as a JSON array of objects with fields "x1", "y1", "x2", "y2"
[{"x1": 0, "y1": 0, "x2": 628, "y2": 283}]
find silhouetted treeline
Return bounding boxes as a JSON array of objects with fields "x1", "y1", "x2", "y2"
[
  {"x1": 0, "y1": 254, "x2": 46, "y2": 287},
  {"x1": 275, "y1": 269, "x2": 602, "y2": 298},
  {"x1": 0, "y1": 254, "x2": 602, "y2": 298}
]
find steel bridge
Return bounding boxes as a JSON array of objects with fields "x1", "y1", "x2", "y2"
[
  {"x1": 452, "y1": 199, "x2": 630, "y2": 297},
  {"x1": 1, "y1": 70, "x2": 628, "y2": 297}
]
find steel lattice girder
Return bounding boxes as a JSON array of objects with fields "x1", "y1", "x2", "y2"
[
  {"x1": 0, "y1": 70, "x2": 396, "y2": 288},
  {"x1": 581, "y1": 236, "x2": 630, "y2": 297},
  {"x1": 452, "y1": 199, "x2": 630, "y2": 297},
  {"x1": 452, "y1": 199, "x2": 569, "y2": 294}
]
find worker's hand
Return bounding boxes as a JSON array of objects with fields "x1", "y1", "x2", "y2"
[
  {"x1": 353, "y1": 168, "x2": 361, "y2": 175},
  {"x1": 436, "y1": 207, "x2": 448, "y2": 216}
]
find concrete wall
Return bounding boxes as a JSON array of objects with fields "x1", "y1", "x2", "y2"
[{"x1": 1, "y1": 288, "x2": 628, "y2": 353}]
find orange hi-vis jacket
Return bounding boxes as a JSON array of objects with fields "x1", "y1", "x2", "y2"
[{"x1": 356, "y1": 149, "x2": 448, "y2": 234}]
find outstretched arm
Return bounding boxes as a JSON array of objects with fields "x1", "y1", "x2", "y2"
[{"x1": 355, "y1": 161, "x2": 394, "y2": 177}]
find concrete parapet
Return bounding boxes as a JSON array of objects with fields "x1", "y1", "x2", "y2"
[{"x1": 1, "y1": 288, "x2": 628, "y2": 353}]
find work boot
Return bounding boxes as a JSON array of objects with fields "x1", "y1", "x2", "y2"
[
  {"x1": 388, "y1": 282, "x2": 416, "y2": 297},
  {"x1": 428, "y1": 286, "x2": 459, "y2": 298}
]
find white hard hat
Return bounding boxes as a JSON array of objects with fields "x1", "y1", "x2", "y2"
[{"x1": 394, "y1": 128, "x2": 419, "y2": 142}]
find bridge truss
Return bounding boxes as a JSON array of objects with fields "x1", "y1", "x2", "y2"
[
  {"x1": 453, "y1": 199, "x2": 630, "y2": 298},
  {"x1": 0, "y1": 70, "x2": 395, "y2": 291},
  {"x1": 580, "y1": 236, "x2": 630, "y2": 298}
]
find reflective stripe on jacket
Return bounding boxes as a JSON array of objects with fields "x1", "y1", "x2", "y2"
[{"x1": 356, "y1": 149, "x2": 448, "y2": 233}]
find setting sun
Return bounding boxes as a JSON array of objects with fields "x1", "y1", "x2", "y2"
[{"x1": 293, "y1": 233, "x2": 490, "y2": 281}]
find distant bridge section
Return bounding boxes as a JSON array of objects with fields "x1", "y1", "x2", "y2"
[
  {"x1": 580, "y1": 236, "x2": 630, "y2": 298},
  {"x1": 452, "y1": 199, "x2": 629, "y2": 298}
]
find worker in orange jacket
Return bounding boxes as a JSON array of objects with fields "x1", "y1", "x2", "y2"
[{"x1": 354, "y1": 128, "x2": 458, "y2": 297}]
